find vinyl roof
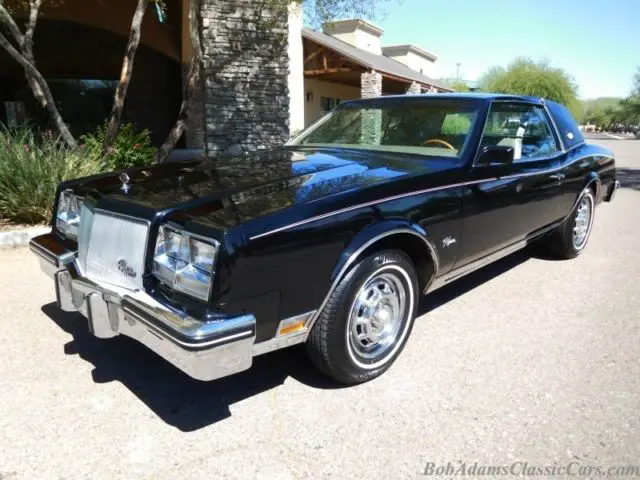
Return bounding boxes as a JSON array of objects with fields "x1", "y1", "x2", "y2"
[{"x1": 302, "y1": 28, "x2": 452, "y2": 92}]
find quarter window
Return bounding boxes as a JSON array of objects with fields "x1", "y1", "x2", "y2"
[{"x1": 480, "y1": 103, "x2": 559, "y2": 161}]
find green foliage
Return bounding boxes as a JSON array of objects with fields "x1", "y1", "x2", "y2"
[
  {"x1": 581, "y1": 97, "x2": 623, "y2": 126},
  {"x1": 81, "y1": 122, "x2": 156, "y2": 170},
  {"x1": 441, "y1": 114, "x2": 472, "y2": 135},
  {"x1": 478, "y1": 58, "x2": 578, "y2": 110},
  {"x1": 0, "y1": 126, "x2": 102, "y2": 224},
  {"x1": 302, "y1": 0, "x2": 391, "y2": 27},
  {"x1": 448, "y1": 81, "x2": 470, "y2": 93}
]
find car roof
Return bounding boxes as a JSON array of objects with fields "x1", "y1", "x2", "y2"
[{"x1": 344, "y1": 93, "x2": 544, "y2": 105}]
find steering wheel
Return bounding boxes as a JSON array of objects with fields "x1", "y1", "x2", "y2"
[{"x1": 421, "y1": 138, "x2": 456, "y2": 150}]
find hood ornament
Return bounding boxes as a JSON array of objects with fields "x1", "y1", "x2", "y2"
[{"x1": 119, "y1": 172, "x2": 131, "y2": 193}]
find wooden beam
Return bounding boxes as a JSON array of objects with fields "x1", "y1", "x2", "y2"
[
  {"x1": 304, "y1": 67, "x2": 357, "y2": 76},
  {"x1": 303, "y1": 46, "x2": 326, "y2": 66},
  {"x1": 379, "y1": 71, "x2": 414, "y2": 84}
]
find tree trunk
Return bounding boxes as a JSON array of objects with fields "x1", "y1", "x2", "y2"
[
  {"x1": 155, "y1": 0, "x2": 204, "y2": 163},
  {"x1": 0, "y1": 1, "x2": 76, "y2": 147},
  {"x1": 155, "y1": 54, "x2": 201, "y2": 163},
  {"x1": 103, "y1": 0, "x2": 150, "y2": 152},
  {"x1": 0, "y1": 31, "x2": 76, "y2": 148}
]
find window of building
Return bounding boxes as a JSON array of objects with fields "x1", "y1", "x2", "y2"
[{"x1": 320, "y1": 96, "x2": 341, "y2": 113}]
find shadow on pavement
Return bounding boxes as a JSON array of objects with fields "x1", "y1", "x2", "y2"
[
  {"x1": 616, "y1": 168, "x2": 640, "y2": 192},
  {"x1": 41, "y1": 248, "x2": 533, "y2": 432}
]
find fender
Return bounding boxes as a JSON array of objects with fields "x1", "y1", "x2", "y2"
[
  {"x1": 330, "y1": 219, "x2": 439, "y2": 284},
  {"x1": 301, "y1": 219, "x2": 439, "y2": 341},
  {"x1": 581, "y1": 171, "x2": 601, "y2": 203}
]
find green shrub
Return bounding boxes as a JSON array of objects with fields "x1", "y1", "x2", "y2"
[
  {"x1": 441, "y1": 113, "x2": 473, "y2": 135},
  {"x1": 0, "y1": 127, "x2": 103, "y2": 224},
  {"x1": 81, "y1": 122, "x2": 156, "y2": 170}
]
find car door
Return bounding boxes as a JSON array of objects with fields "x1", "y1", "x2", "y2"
[{"x1": 455, "y1": 101, "x2": 566, "y2": 268}]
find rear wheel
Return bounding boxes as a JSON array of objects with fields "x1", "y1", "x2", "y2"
[
  {"x1": 546, "y1": 187, "x2": 596, "y2": 259},
  {"x1": 306, "y1": 250, "x2": 418, "y2": 385}
]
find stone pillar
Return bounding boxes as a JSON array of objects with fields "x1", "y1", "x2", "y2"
[
  {"x1": 361, "y1": 70, "x2": 382, "y2": 98},
  {"x1": 406, "y1": 81, "x2": 421, "y2": 94},
  {"x1": 200, "y1": 0, "x2": 290, "y2": 156},
  {"x1": 287, "y1": 2, "x2": 304, "y2": 136},
  {"x1": 360, "y1": 71, "x2": 383, "y2": 144}
]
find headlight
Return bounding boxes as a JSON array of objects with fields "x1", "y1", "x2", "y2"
[
  {"x1": 152, "y1": 225, "x2": 219, "y2": 301},
  {"x1": 56, "y1": 190, "x2": 83, "y2": 239}
]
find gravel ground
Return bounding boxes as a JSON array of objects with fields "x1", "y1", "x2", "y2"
[{"x1": 0, "y1": 140, "x2": 638, "y2": 480}]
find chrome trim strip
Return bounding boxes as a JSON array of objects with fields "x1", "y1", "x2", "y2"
[
  {"x1": 29, "y1": 233, "x2": 76, "y2": 267},
  {"x1": 249, "y1": 178, "x2": 497, "y2": 241},
  {"x1": 121, "y1": 296, "x2": 255, "y2": 349},
  {"x1": 425, "y1": 220, "x2": 562, "y2": 293},
  {"x1": 427, "y1": 240, "x2": 527, "y2": 293},
  {"x1": 250, "y1": 153, "x2": 599, "y2": 241},
  {"x1": 301, "y1": 228, "x2": 439, "y2": 342}
]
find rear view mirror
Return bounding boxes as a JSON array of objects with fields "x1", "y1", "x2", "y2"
[{"x1": 477, "y1": 145, "x2": 515, "y2": 165}]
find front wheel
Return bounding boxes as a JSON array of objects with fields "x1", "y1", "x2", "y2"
[
  {"x1": 546, "y1": 187, "x2": 596, "y2": 259},
  {"x1": 306, "y1": 250, "x2": 418, "y2": 385}
]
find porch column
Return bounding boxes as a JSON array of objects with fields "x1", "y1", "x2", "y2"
[
  {"x1": 200, "y1": 0, "x2": 290, "y2": 156},
  {"x1": 406, "y1": 81, "x2": 421, "y2": 94},
  {"x1": 360, "y1": 70, "x2": 382, "y2": 144},
  {"x1": 181, "y1": 0, "x2": 205, "y2": 149},
  {"x1": 361, "y1": 70, "x2": 382, "y2": 98}
]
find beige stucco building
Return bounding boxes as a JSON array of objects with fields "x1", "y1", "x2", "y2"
[{"x1": 288, "y1": 17, "x2": 451, "y2": 133}]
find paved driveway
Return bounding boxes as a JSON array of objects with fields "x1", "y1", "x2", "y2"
[{"x1": 1, "y1": 140, "x2": 639, "y2": 479}]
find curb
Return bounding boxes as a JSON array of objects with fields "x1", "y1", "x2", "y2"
[{"x1": 0, "y1": 226, "x2": 50, "y2": 249}]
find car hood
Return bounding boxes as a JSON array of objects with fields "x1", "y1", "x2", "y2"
[{"x1": 69, "y1": 147, "x2": 456, "y2": 229}]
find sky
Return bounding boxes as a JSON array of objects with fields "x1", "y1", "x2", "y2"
[{"x1": 367, "y1": 0, "x2": 639, "y2": 99}]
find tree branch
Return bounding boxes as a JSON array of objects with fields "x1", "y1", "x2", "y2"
[
  {"x1": 0, "y1": 30, "x2": 77, "y2": 148},
  {"x1": 0, "y1": 4, "x2": 25, "y2": 45},
  {"x1": 155, "y1": 0, "x2": 204, "y2": 162},
  {"x1": 24, "y1": 0, "x2": 43, "y2": 49},
  {"x1": 103, "y1": 0, "x2": 150, "y2": 152}
]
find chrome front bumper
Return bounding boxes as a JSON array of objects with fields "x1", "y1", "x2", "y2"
[{"x1": 30, "y1": 233, "x2": 256, "y2": 381}]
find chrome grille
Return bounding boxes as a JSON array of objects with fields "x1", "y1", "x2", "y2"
[{"x1": 78, "y1": 206, "x2": 149, "y2": 290}]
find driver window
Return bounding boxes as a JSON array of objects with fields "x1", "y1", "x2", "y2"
[{"x1": 481, "y1": 103, "x2": 559, "y2": 161}]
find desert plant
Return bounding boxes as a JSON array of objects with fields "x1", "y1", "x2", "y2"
[
  {"x1": 0, "y1": 126, "x2": 103, "y2": 224},
  {"x1": 81, "y1": 122, "x2": 156, "y2": 170}
]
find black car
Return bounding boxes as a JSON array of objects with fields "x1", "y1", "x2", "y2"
[{"x1": 31, "y1": 94, "x2": 619, "y2": 385}]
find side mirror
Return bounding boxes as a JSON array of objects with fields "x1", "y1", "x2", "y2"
[{"x1": 477, "y1": 145, "x2": 514, "y2": 165}]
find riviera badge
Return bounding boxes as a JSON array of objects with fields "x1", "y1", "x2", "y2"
[{"x1": 117, "y1": 259, "x2": 137, "y2": 278}]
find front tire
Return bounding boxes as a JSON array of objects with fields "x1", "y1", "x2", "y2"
[
  {"x1": 547, "y1": 187, "x2": 596, "y2": 259},
  {"x1": 306, "y1": 250, "x2": 418, "y2": 385}
]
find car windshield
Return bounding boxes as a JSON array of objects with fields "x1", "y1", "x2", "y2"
[{"x1": 289, "y1": 99, "x2": 481, "y2": 158}]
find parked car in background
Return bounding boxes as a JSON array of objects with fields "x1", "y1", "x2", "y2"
[{"x1": 31, "y1": 94, "x2": 619, "y2": 385}]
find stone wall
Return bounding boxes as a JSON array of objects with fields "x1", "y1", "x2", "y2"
[
  {"x1": 406, "y1": 81, "x2": 421, "y2": 94},
  {"x1": 361, "y1": 71, "x2": 382, "y2": 98},
  {"x1": 200, "y1": 0, "x2": 290, "y2": 156}
]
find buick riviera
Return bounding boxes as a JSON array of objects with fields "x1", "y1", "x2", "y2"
[{"x1": 31, "y1": 94, "x2": 619, "y2": 384}]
